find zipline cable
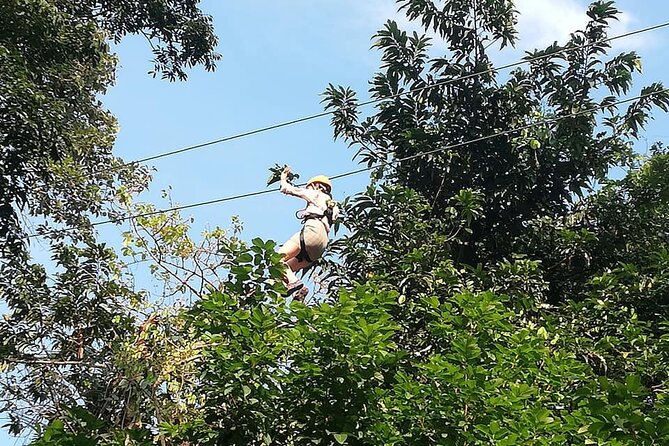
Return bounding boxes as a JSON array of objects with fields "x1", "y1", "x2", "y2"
[
  {"x1": 111, "y1": 21, "x2": 669, "y2": 169},
  {"x1": 30, "y1": 88, "x2": 669, "y2": 239}
]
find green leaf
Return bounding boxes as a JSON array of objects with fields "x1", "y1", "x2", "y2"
[
  {"x1": 333, "y1": 433, "x2": 348, "y2": 444},
  {"x1": 625, "y1": 375, "x2": 642, "y2": 392},
  {"x1": 452, "y1": 337, "x2": 481, "y2": 361},
  {"x1": 235, "y1": 253, "x2": 253, "y2": 263}
]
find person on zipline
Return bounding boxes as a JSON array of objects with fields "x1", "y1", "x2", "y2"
[{"x1": 279, "y1": 166, "x2": 338, "y2": 299}]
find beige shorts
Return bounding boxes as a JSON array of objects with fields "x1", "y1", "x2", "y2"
[{"x1": 288, "y1": 219, "x2": 329, "y2": 262}]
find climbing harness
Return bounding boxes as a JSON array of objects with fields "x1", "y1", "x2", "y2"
[{"x1": 294, "y1": 198, "x2": 337, "y2": 263}]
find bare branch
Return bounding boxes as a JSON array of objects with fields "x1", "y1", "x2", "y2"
[{"x1": 4, "y1": 357, "x2": 107, "y2": 369}]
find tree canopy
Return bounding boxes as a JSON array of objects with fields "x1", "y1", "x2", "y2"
[{"x1": 0, "y1": 0, "x2": 219, "y2": 437}]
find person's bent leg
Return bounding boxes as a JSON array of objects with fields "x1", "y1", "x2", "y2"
[
  {"x1": 285, "y1": 257, "x2": 312, "y2": 300},
  {"x1": 285, "y1": 257, "x2": 312, "y2": 274},
  {"x1": 278, "y1": 238, "x2": 301, "y2": 289},
  {"x1": 278, "y1": 239, "x2": 300, "y2": 259}
]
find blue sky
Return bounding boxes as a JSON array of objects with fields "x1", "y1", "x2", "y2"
[{"x1": 3, "y1": 0, "x2": 669, "y2": 443}]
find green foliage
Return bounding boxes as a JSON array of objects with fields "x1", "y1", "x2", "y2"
[
  {"x1": 29, "y1": 407, "x2": 152, "y2": 446},
  {"x1": 130, "y1": 261, "x2": 668, "y2": 445},
  {"x1": 0, "y1": 0, "x2": 220, "y2": 254},
  {"x1": 317, "y1": 1, "x2": 669, "y2": 444},
  {"x1": 1, "y1": 0, "x2": 119, "y2": 251},
  {"x1": 0, "y1": 0, "x2": 220, "y2": 439},
  {"x1": 520, "y1": 145, "x2": 669, "y2": 313},
  {"x1": 323, "y1": 0, "x2": 668, "y2": 265},
  {"x1": 0, "y1": 241, "x2": 140, "y2": 436},
  {"x1": 181, "y1": 282, "x2": 401, "y2": 445},
  {"x1": 266, "y1": 164, "x2": 300, "y2": 186}
]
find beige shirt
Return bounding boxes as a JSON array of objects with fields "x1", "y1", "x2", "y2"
[{"x1": 280, "y1": 180, "x2": 338, "y2": 232}]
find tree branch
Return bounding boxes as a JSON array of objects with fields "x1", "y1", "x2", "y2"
[{"x1": 4, "y1": 357, "x2": 107, "y2": 369}]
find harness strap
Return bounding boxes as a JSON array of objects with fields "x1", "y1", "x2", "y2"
[
  {"x1": 296, "y1": 226, "x2": 313, "y2": 263},
  {"x1": 298, "y1": 199, "x2": 336, "y2": 226},
  {"x1": 302, "y1": 213, "x2": 327, "y2": 224}
]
